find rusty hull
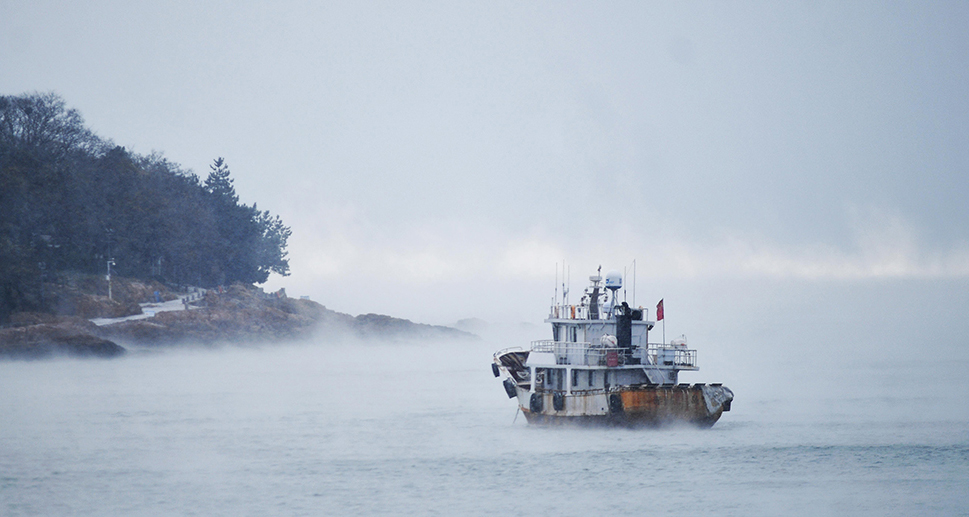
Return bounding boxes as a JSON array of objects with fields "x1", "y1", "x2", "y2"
[{"x1": 520, "y1": 384, "x2": 731, "y2": 428}]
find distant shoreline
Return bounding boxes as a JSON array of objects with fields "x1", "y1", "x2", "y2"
[{"x1": 0, "y1": 278, "x2": 475, "y2": 360}]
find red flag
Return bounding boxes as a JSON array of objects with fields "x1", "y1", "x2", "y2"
[{"x1": 656, "y1": 299, "x2": 664, "y2": 321}]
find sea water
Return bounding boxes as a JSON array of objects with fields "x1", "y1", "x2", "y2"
[{"x1": 2, "y1": 280, "x2": 968, "y2": 516}]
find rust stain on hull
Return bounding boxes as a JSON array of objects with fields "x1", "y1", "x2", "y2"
[
  {"x1": 520, "y1": 385, "x2": 729, "y2": 428},
  {"x1": 619, "y1": 387, "x2": 723, "y2": 427}
]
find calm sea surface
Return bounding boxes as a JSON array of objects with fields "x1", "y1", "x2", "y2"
[{"x1": 2, "y1": 281, "x2": 968, "y2": 515}]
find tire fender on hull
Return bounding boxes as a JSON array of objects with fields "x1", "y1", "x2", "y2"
[
  {"x1": 553, "y1": 392, "x2": 565, "y2": 411},
  {"x1": 608, "y1": 393, "x2": 624, "y2": 414},
  {"x1": 530, "y1": 392, "x2": 543, "y2": 413},
  {"x1": 502, "y1": 378, "x2": 518, "y2": 399}
]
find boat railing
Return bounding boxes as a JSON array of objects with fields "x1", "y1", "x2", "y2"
[
  {"x1": 493, "y1": 346, "x2": 524, "y2": 361},
  {"x1": 645, "y1": 343, "x2": 697, "y2": 369},
  {"x1": 530, "y1": 340, "x2": 561, "y2": 353},
  {"x1": 529, "y1": 340, "x2": 698, "y2": 369},
  {"x1": 530, "y1": 340, "x2": 628, "y2": 366},
  {"x1": 549, "y1": 304, "x2": 653, "y2": 322},
  {"x1": 550, "y1": 304, "x2": 612, "y2": 320}
]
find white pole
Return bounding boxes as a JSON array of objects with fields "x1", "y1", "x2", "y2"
[
  {"x1": 106, "y1": 259, "x2": 114, "y2": 300},
  {"x1": 561, "y1": 259, "x2": 566, "y2": 306},
  {"x1": 623, "y1": 266, "x2": 627, "y2": 302}
]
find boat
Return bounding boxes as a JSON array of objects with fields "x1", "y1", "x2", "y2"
[{"x1": 492, "y1": 268, "x2": 733, "y2": 428}]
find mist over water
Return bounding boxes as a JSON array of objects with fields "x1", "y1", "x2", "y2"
[
  {"x1": 2, "y1": 281, "x2": 968, "y2": 515},
  {"x1": 3, "y1": 1, "x2": 968, "y2": 513}
]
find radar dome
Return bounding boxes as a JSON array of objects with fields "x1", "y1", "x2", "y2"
[{"x1": 604, "y1": 270, "x2": 622, "y2": 290}]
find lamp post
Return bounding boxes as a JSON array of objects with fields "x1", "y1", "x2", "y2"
[{"x1": 106, "y1": 258, "x2": 115, "y2": 300}]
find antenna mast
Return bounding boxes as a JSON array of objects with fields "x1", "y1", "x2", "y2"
[
  {"x1": 561, "y1": 259, "x2": 569, "y2": 306},
  {"x1": 623, "y1": 266, "x2": 626, "y2": 302},
  {"x1": 554, "y1": 262, "x2": 559, "y2": 306},
  {"x1": 566, "y1": 264, "x2": 570, "y2": 305}
]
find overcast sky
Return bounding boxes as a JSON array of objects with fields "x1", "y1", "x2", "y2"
[{"x1": 2, "y1": 1, "x2": 967, "y2": 324}]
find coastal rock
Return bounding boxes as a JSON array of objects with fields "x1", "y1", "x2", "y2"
[
  {"x1": 100, "y1": 283, "x2": 476, "y2": 345},
  {"x1": 0, "y1": 316, "x2": 126, "y2": 359},
  {"x1": 3, "y1": 283, "x2": 475, "y2": 354},
  {"x1": 102, "y1": 293, "x2": 326, "y2": 344}
]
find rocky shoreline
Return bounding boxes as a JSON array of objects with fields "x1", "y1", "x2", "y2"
[
  {"x1": 0, "y1": 280, "x2": 474, "y2": 360},
  {"x1": 0, "y1": 315, "x2": 127, "y2": 359}
]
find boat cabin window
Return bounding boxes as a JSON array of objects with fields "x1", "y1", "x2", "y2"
[
  {"x1": 535, "y1": 368, "x2": 561, "y2": 391},
  {"x1": 569, "y1": 326, "x2": 577, "y2": 342},
  {"x1": 539, "y1": 368, "x2": 566, "y2": 391},
  {"x1": 553, "y1": 368, "x2": 565, "y2": 391}
]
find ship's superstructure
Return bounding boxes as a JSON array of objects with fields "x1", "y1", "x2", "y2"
[{"x1": 492, "y1": 268, "x2": 733, "y2": 427}]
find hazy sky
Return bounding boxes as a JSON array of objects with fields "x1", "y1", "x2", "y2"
[{"x1": 2, "y1": 1, "x2": 967, "y2": 324}]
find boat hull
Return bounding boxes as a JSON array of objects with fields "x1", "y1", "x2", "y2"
[{"x1": 518, "y1": 384, "x2": 732, "y2": 428}]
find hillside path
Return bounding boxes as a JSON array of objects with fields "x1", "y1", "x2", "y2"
[{"x1": 90, "y1": 290, "x2": 205, "y2": 326}]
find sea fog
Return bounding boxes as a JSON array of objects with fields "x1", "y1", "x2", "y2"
[{"x1": 2, "y1": 279, "x2": 967, "y2": 516}]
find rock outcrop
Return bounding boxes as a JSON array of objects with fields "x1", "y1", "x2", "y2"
[
  {"x1": 100, "y1": 283, "x2": 475, "y2": 345},
  {"x1": 0, "y1": 314, "x2": 126, "y2": 359},
  {"x1": 1, "y1": 282, "x2": 475, "y2": 359},
  {"x1": 102, "y1": 285, "x2": 326, "y2": 344}
]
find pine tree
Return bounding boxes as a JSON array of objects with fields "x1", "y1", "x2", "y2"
[
  {"x1": 203, "y1": 157, "x2": 238, "y2": 205},
  {"x1": 0, "y1": 94, "x2": 295, "y2": 321}
]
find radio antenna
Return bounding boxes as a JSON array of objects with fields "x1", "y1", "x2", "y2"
[
  {"x1": 561, "y1": 259, "x2": 569, "y2": 306},
  {"x1": 566, "y1": 264, "x2": 570, "y2": 305},
  {"x1": 554, "y1": 262, "x2": 559, "y2": 306}
]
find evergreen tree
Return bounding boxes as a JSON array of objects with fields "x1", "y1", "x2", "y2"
[
  {"x1": 0, "y1": 93, "x2": 293, "y2": 322},
  {"x1": 204, "y1": 157, "x2": 239, "y2": 204}
]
